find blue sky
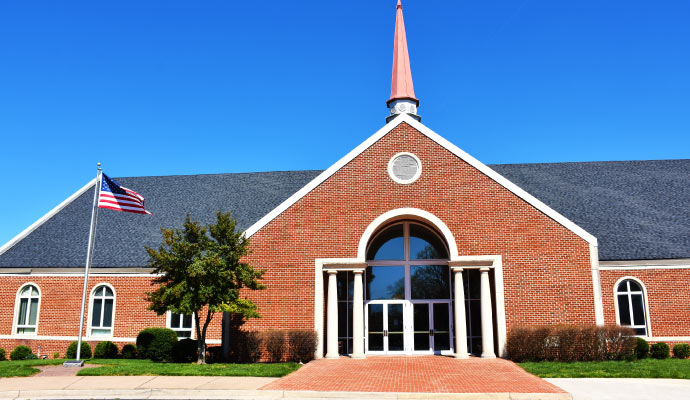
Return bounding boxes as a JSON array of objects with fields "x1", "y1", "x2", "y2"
[{"x1": 1, "y1": 0, "x2": 689, "y2": 245}]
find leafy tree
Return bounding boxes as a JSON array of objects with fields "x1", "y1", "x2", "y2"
[{"x1": 146, "y1": 212, "x2": 265, "y2": 363}]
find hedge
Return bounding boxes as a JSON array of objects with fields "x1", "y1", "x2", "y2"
[
  {"x1": 506, "y1": 325, "x2": 636, "y2": 362},
  {"x1": 66, "y1": 341, "x2": 92, "y2": 359},
  {"x1": 634, "y1": 337, "x2": 649, "y2": 359},
  {"x1": 94, "y1": 341, "x2": 119, "y2": 359},
  {"x1": 673, "y1": 343, "x2": 690, "y2": 359},
  {"x1": 136, "y1": 328, "x2": 178, "y2": 361},
  {"x1": 10, "y1": 345, "x2": 35, "y2": 361},
  {"x1": 650, "y1": 342, "x2": 670, "y2": 359},
  {"x1": 121, "y1": 343, "x2": 137, "y2": 359}
]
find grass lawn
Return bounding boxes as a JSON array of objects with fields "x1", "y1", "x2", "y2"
[
  {"x1": 80, "y1": 359, "x2": 301, "y2": 377},
  {"x1": 520, "y1": 358, "x2": 690, "y2": 379},
  {"x1": 0, "y1": 359, "x2": 65, "y2": 377}
]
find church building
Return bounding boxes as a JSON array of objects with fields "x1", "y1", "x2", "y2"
[{"x1": 0, "y1": 1, "x2": 688, "y2": 359}]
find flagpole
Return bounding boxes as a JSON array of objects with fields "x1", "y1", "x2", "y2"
[{"x1": 72, "y1": 163, "x2": 102, "y2": 365}]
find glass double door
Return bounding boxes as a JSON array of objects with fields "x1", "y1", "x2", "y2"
[{"x1": 366, "y1": 300, "x2": 453, "y2": 354}]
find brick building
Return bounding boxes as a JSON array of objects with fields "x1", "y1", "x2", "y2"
[{"x1": 0, "y1": 1, "x2": 688, "y2": 359}]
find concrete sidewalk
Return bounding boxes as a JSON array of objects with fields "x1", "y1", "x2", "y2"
[
  {"x1": 0, "y1": 376, "x2": 572, "y2": 400},
  {"x1": 546, "y1": 378, "x2": 690, "y2": 400}
]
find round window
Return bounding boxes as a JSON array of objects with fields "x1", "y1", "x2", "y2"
[{"x1": 388, "y1": 152, "x2": 421, "y2": 184}]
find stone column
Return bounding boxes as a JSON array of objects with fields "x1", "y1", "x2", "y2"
[
  {"x1": 480, "y1": 267, "x2": 496, "y2": 358},
  {"x1": 351, "y1": 270, "x2": 365, "y2": 358},
  {"x1": 325, "y1": 270, "x2": 339, "y2": 359},
  {"x1": 453, "y1": 269, "x2": 469, "y2": 358}
]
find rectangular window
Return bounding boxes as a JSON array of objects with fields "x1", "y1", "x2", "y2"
[
  {"x1": 168, "y1": 312, "x2": 194, "y2": 338},
  {"x1": 337, "y1": 271, "x2": 354, "y2": 355}
]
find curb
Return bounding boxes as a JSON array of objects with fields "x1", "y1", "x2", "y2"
[{"x1": 0, "y1": 389, "x2": 573, "y2": 400}]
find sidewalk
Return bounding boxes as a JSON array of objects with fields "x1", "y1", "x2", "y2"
[{"x1": 0, "y1": 375, "x2": 572, "y2": 400}]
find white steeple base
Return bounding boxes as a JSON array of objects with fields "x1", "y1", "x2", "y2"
[{"x1": 387, "y1": 99, "x2": 421, "y2": 123}]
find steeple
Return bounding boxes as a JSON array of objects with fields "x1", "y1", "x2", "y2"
[{"x1": 387, "y1": 0, "x2": 420, "y2": 122}]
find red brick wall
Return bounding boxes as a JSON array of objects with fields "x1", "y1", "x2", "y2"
[
  {"x1": 600, "y1": 268, "x2": 690, "y2": 338},
  {"x1": 0, "y1": 275, "x2": 222, "y2": 356},
  {"x1": 244, "y1": 122, "x2": 597, "y2": 337}
]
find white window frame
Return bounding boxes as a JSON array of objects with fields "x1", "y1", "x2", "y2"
[
  {"x1": 614, "y1": 276, "x2": 652, "y2": 337},
  {"x1": 88, "y1": 283, "x2": 116, "y2": 338},
  {"x1": 166, "y1": 311, "x2": 195, "y2": 339},
  {"x1": 12, "y1": 283, "x2": 41, "y2": 336}
]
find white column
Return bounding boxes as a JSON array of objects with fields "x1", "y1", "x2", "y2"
[
  {"x1": 453, "y1": 269, "x2": 469, "y2": 359},
  {"x1": 351, "y1": 270, "x2": 365, "y2": 358},
  {"x1": 480, "y1": 267, "x2": 496, "y2": 358},
  {"x1": 325, "y1": 270, "x2": 339, "y2": 359}
]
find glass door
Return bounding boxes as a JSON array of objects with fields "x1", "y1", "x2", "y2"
[
  {"x1": 366, "y1": 301, "x2": 406, "y2": 354},
  {"x1": 412, "y1": 301, "x2": 452, "y2": 354}
]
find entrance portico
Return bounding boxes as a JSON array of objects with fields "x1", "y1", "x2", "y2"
[{"x1": 316, "y1": 210, "x2": 507, "y2": 359}]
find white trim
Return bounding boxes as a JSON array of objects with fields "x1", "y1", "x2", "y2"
[
  {"x1": 243, "y1": 114, "x2": 597, "y2": 246},
  {"x1": 613, "y1": 276, "x2": 653, "y2": 338},
  {"x1": 387, "y1": 152, "x2": 422, "y2": 184},
  {"x1": 11, "y1": 283, "x2": 42, "y2": 337},
  {"x1": 0, "y1": 178, "x2": 97, "y2": 257},
  {"x1": 590, "y1": 244, "x2": 605, "y2": 326},
  {"x1": 87, "y1": 283, "x2": 117, "y2": 338},
  {"x1": 600, "y1": 259, "x2": 690, "y2": 267},
  {"x1": 600, "y1": 265, "x2": 690, "y2": 271},
  {"x1": 0, "y1": 334, "x2": 222, "y2": 344},
  {"x1": 357, "y1": 208, "x2": 459, "y2": 260},
  {"x1": 647, "y1": 337, "x2": 690, "y2": 342}
]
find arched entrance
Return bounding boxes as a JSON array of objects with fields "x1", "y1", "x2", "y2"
[{"x1": 365, "y1": 221, "x2": 454, "y2": 355}]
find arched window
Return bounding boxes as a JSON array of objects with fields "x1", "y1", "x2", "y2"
[
  {"x1": 15, "y1": 284, "x2": 40, "y2": 334},
  {"x1": 90, "y1": 284, "x2": 115, "y2": 337},
  {"x1": 616, "y1": 279, "x2": 648, "y2": 336}
]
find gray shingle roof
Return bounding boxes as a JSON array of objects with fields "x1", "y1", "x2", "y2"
[{"x1": 0, "y1": 159, "x2": 688, "y2": 267}]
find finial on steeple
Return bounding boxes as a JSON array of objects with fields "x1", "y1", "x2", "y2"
[{"x1": 387, "y1": 0, "x2": 420, "y2": 123}]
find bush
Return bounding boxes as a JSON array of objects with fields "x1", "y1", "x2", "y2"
[
  {"x1": 121, "y1": 344, "x2": 137, "y2": 359},
  {"x1": 263, "y1": 330, "x2": 285, "y2": 362},
  {"x1": 228, "y1": 331, "x2": 261, "y2": 363},
  {"x1": 94, "y1": 341, "x2": 119, "y2": 359},
  {"x1": 288, "y1": 330, "x2": 317, "y2": 363},
  {"x1": 650, "y1": 342, "x2": 670, "y2": 359},
  {"x1": 172, "y1": 339, "x2": 198, "y2": 363},
  {"x1": 506, "y1": 325, "x2": 635, "y2": 362},
  {"x1": 206, "y1": 346, "x2": 223, "y2": 363},
  {"x1": 66, "y1": 341, "x2": 92, "y2": 359},
  {"x1": 0, "y1": 348, "x2": 6, "y2": 361},
  {"x1": 673, "y1": 343, "x2": 690, "y2": 359},
  {"x1": 53, "y1": 352, "x2": 60, "y2": 359},
  {"x1": 634, "y1": 337, "x2": 649, "y2": 359},
  {"x1": 10, "y1": 345, "x2": 35, "y2": 361},
  {"x1": 136, "y1": 328, "x2": 178, "y2": 361}
]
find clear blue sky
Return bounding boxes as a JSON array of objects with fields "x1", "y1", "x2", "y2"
[{"x1": 1, "y1": 0, "x2": 689, "y2": 245}]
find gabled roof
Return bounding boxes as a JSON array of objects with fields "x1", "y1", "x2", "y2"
[
  {"x1": 244, "y1": 115, "x2": 598, "y2": 245},
  {"x1": 0, "y1": 118, "x2": 688, "y2": 267}
]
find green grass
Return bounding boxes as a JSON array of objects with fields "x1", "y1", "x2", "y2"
[
  {"x1": 520, "y1": 358, "x2": 690, "y2": 379},
  {"x1": 80, "y1": 358, "x2": 301, "y2": 377},
  {"x1": 0, "y1": 359, "x2": 65, "y2": 377}
]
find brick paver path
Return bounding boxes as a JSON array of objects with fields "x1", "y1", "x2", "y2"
[{"x1": 261, "y1": 356, "x2": 567, "y2": 394}]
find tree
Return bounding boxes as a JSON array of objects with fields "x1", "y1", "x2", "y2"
[{"x1": 146, "y1": 212, "x2": 265, "y2": 363}]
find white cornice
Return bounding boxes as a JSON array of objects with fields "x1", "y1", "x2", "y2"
[
  {"x1": 244, "y1": 114, "x2": 597, "y2": 245},
  {"x1": 0, "y1": 178, "x2": 96, "y2": 257}
]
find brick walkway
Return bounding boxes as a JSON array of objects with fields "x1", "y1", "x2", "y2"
[{"x1": 261, "y1": 356, "x2": 567, "y2": 394}]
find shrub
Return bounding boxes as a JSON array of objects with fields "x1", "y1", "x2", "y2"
[
  {"x1": 10, "y1": 345, "x2": 35, "y2": 361},
  {"x1": 634, "y1": 337, "x2": 649, "y2": 359},
  {"x1": 94, "y1": 341, "x2": 119, "y2": 359},
  {"x1": 206, "y1": 346, "x2": 223, "y2": 363},
  {"x1": 53, "y1": 352, "x2": 60, "y2": 359},
  {"x1": 0, "y1": 348, "x2": 6, "y2": 361},
  {"x1": 288, "y1": 330, "x2": 317, "y2": 363},
  {"x1": 136, "y1": 328, "x2": 178, "y2": 361},
  {"x1": 228, "y1": 331, "x2": 261, "y2": 363},
  {"x1": 650, "y1": 342, "x2": 670, "y2": 359},
  {"x1": 506, "y1": 325, "x2": 635, "y2": 362},
  {"x1": 263, "y1": 330, "x2": 285, "y2": 362},
  {"x1": 121, "y1": 344, "x2": 137, "y2": 359},
  {"x1": 673, "y1": 343, "x2": 690, "y2": 359},
  {"x1": 172, "y1": 339, "x2": 198, "y2": 363},
  {"x1": 66, "y1": 341, "x2": 92, "y2": 359}
]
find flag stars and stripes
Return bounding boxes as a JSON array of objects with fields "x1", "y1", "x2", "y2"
[{"x1": 98, "y1": 173, "x2": 152, "y2": 215}]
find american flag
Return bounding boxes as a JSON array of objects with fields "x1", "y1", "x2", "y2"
[{"x1": 98, "y1": 173, "x2": 152, "y2": 215}]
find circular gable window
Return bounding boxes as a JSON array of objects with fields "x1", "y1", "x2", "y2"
[{"x1": 388, "y1": 152, "x2": 421, "y2": 184}]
